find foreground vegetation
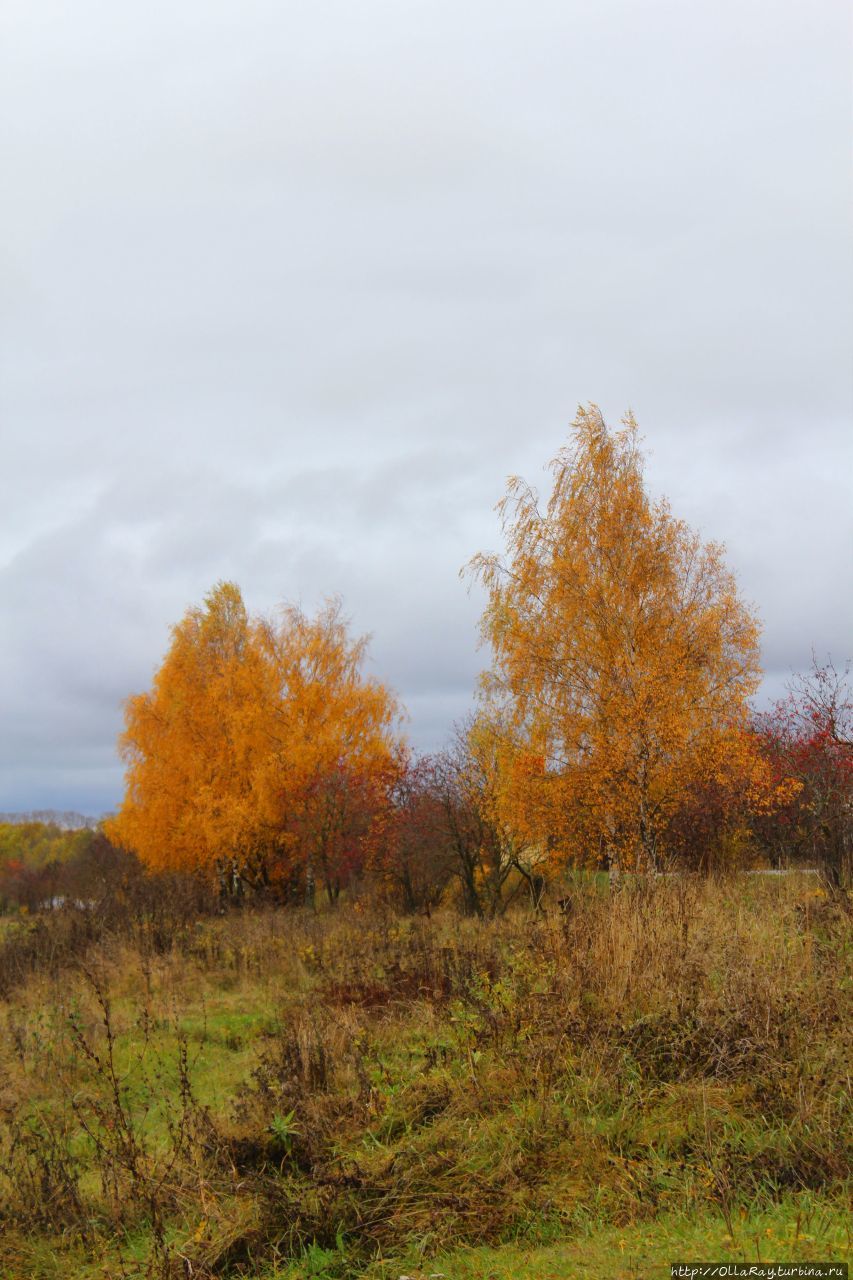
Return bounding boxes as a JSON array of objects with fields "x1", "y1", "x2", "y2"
[{"x1": 0, "y1": 871, "x2": 849, "y2": 1277}]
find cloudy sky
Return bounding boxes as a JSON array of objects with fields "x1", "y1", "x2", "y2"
[{"x1": 1, "y1": 0, "x2": 851, "y2": 815}]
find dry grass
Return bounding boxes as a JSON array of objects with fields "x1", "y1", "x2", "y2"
[{"x1": 0, "y1": 872, "x2": 849, "y2": 1278}]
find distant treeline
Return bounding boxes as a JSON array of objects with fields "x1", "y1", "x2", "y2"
[
  {"x1": 0, "y1": 822, "x2": 135, "y2": 912},
  {"x1": 0, "y1": 811, "x2": 100, "y2": 831},
  {"x1": 0, "y1": 821, "x2": 96, "y2": 868}
]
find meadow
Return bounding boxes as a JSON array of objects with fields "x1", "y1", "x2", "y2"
[{"x1": 0, "y1": 872, "x2": 849, "y2": 1279}]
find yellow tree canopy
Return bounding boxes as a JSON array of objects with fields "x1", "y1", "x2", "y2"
[
  {"x1": 106, "y1": 583, "x2": 405, "y2": 893},
  {"x1": 468, "y1": 406, "x2": 763, "y2": 872}
]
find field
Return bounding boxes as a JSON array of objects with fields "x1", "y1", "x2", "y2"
[{"x1": 0, "y1": 873, "x2": 849, "y2": 1279}]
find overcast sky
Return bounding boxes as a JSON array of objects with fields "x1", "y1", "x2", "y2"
[{"x1": 1, "y1": 0, "x2": 851, "y2": 815}]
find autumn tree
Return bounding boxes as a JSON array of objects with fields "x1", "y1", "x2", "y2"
[
  {"x1": 468, "y1": 405, "x2": 763, "y2": 874},
  {"x1": 252, "y1": 600, "x2": 405, "y2": 904},
  {"x1": 427, "y1": 730, "x2": 505, "y2": 917},
  {"x1": 106, "y1": 583, "x2": 404, "y2": 898},
  {"x1": 386, "y1": 719, "x2": 551, "y2": 918},
  {"x1": 460, "y1": 714, "x2": 553, "y2": 911},
  {"x1": 657, "y1": 727, "x2": 795, "y2": 873},
  {"x1": 753, "y1": 658, "x2": 852, "y2": 887},
  {"x1": 106, "y1": 583, "x2": 265, "y2": 882},
  {"x1": 379, "y1": 757, "x2": 456, "y2": 914}
]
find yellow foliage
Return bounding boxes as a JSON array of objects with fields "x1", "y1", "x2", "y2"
[
  {"x1": 106, "y1": 583, "x2": 405, "y2": 889},
  {"x1": 468, "y1": 406, "x2": 763, "y2": 872}
]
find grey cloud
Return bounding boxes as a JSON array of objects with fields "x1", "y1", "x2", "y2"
[{"x1": 1, "y1": 0, "x2": 850, "y2": 812}]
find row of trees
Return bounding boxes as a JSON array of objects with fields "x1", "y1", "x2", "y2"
[
  {"x1": 102, "y1": 408, "x2": 850, "y2": 907},
  {"x1": 380, "y1": 668, "x2": 851, "y2": 914},
  {"x1": 3, "y1": 657, "x2": 848, "y2": 916}
]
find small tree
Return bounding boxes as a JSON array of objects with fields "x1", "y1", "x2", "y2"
[
  {"x1": 412, "y1": 719, "x2": 549, "y2": 917},
  {"x1": 380, "y1": 757, "x2": 456, "y2": 914},
  {"x1": 754, "y1": 658, "x2": 852, "y2": 888}
]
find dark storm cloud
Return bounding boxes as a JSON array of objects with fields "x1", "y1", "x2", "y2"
[{"x1": 1, "y1": 0, "x2": 850, "y2": 812}]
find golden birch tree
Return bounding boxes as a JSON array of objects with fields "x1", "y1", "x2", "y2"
[
  {"x1": 468, "y1": 406, "x2": 763, "y2": 873},
  {"x1": 106, "y1": 584, "x2": 404, "y2": 895}
]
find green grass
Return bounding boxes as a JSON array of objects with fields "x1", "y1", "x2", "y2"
[
  {"x1": 262, "y1": 1199, "x2": 851, "y2": 1278},
  {"x1": 6, "y1": 1198, "x2": 847, "y2": 1280},
  {"x1": 414, "y1": 1202, "x2": 850, "y2": 1278}
]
